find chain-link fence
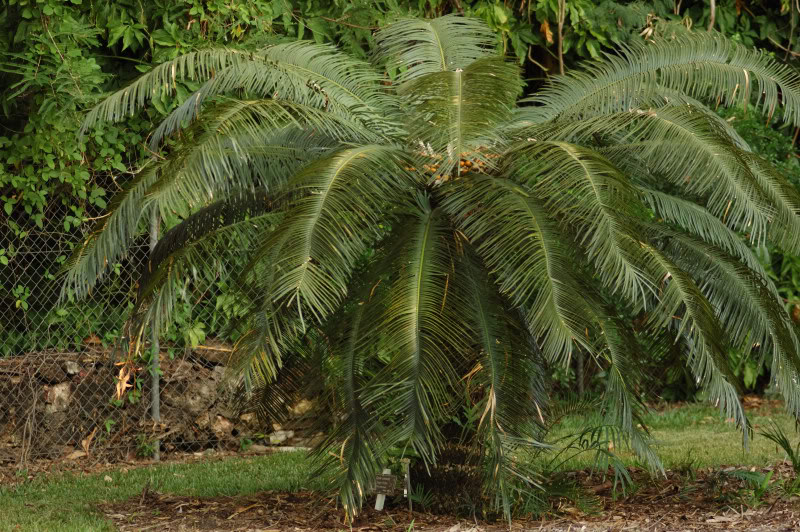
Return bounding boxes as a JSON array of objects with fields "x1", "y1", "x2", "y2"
[{"x1": 0, "y1": 205, "x2": 275, "y2": 473}]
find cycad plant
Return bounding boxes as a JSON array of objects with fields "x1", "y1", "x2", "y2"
[{"x1": 66, "y1": 15, "x2": 800, "y2": 517}]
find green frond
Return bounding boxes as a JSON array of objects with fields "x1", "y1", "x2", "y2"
[
  {"x1": 241, "y1": 145, "x2": 411, "y2": 327},
  {"x1": 594, "y1": 315, "x2": 661, "y2": 471},
  {"x1": 639, "y1": 186, "x2": 768, "y2": 278},
  {"x1": 596, "y1": 106, "x2": 772, "y2": 242},
  {"x1": 81, "y1": 42, "x2": 393, "y2": 142},
  {"x1": 441, "y1": 175, "x2": 596, "y2": 365},
  {"x1": 638, "y1": 242, "x2": 749, "y2": 438},
  {"x1": 65, "y1": 98, "x2": 354, "y2": 298},
  {"x1": 521, "y1": 32, "x2": 800, "y2": 126},
  {"x1": 465, "y1": 257, "x2": 547, "y2": 432},
  {"x1": 655, "y1": 88, "x2": 751, "y2": 150},
  {"x1": 313, "y1": 288, "x2": 387, "y2": 519},
  {"x1": 137, "y1": 189, "x2": 275, "y2": 304},
  {"x1": 362, "y1": 198, "x2": 464, "y2": 463},
  {"x1": 399, "y1": 57, "x2": 523, "y2": 176},
  {"x1": 461, "y1": 255, "x2": 549, "y2": 519},
  {"x1": 231, "y1": 309, "x2": 301, "y2": 386},
  {"x1": 148, "y1": 41, "x2": 395, "y2": 148},
  {"x1": 741, "y1": 154, "x2": 800, "y2": 254},
  {"x1": 60, "y1": 162, "x2": 159, "y2": 298},
  {"x1": 507, "y1": 141, "x2": 652, "y2": 303},
  {"x1": 143, "y1": 99, "x2": 381, "y2": 217},
  {"x1": 648, "y1": 224, "x2": 800, "y2": 417},
  {"x1": 374, "y1": 14, "x2": 499, "y2": 86},
  {"x1": 127, "y1": 196, "x2": 278, "y2": 359},
  {"x1": 233, "y1": 330, "x2": 319, "y2": 427},
  {"x1": 81, "y1": 48, "x2": 251, "y2": 133}
]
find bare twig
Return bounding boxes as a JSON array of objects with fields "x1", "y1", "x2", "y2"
[
  {"x1": 320, "y1": 16, "x2": 378, "y2": 31},
  {"x1": 707, "y1": 0, "x2": 716, "y2": 31},
  {"x1": 786, "y1": 0, "x2": 797, "y2": 61},
  {"x1": 18, "y1": 375, "x2": 37, "y2": 470},
  {"x1": 768, "y1": 37, "x2": 800, "y2": 57},
  {"x1": 528, "y1": 45, "x2": 550, "y2": 73},
  {"x1": 139, "y1": 478, "x2": 152, "y2": 505},
  {"x1": 558, "y1": 0, "x2": 566, "y2": 75}
]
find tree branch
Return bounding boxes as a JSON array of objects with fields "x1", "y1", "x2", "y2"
[
  {"x1": 558, "y1": 0, "x2": 566, "y2": 75},
  {"x1": 707, "y1": 0, "x2": 716, "y2": 31}
]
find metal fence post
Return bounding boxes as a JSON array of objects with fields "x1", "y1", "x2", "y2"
[{"x1": 149, "y1": 209, "x2": 161, "y2": 461}]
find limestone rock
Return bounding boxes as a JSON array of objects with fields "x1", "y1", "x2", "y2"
[
  {"x1": 248, "y1": 444, "x2": 269, "y2": 453},
  {"x1": 269, "y1": 430, "x2": 294, "y2": 445},
  {"x1": 63, "y1": 361, "x2": 81, "y2": 376},
  {"x1": 289, "y1": 399, "x2": 313, "y2": 416},
  {"x1": 163, "y1": 378, "x2": 217, "y2": 416},
  {"x1": 43, "y1": 382, "x2": 71, "y2": 413},
  {"x1": 211, "y1": 415, "x2": 234, "y2": 438}
]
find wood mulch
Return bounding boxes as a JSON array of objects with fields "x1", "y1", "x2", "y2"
[{"x1": 98, "y1": 464, "x2": 800, "y2": 531}]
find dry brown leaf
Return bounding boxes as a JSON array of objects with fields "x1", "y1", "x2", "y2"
[
  {"x1": 540, "y1": 20, "x2": 554, "y2": 44},
  {"x1": 114, "y1": 364, "x2": 132, "y2": 400},
  {"x1": 227, "y1": 503, "x2": 260, "y2": 520},
  {"x1": 706, "y1": 515, "x2": 736, "y2": 523},
  {"x1": 81, "y1": 426, "x2": 98, "y2": 454}
]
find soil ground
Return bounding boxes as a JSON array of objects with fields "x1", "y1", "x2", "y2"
[
  {"x1": 97, "y1": 464, "x2": 800, "y2": 531},
  {"x1": 6, "y1": 399, "x2": 800, "y2": 531}
]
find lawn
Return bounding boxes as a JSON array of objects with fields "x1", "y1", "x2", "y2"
[
  {"x1": 2, "y1": 401, "x2": 799, "y2": 531},
  {"x1": 547, "y1": 400, "x2": 798, "y2": 471},
  {"x1": 0, "y1": 452, "x2": 323, "y2": 532}
]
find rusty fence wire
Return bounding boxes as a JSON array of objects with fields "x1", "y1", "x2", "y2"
[{"x1": 0, "y1": 206, "x2": 271, "y2": 472}]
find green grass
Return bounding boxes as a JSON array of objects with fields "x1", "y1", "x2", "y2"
[
  {"x1": 4, "y1": 403, "x2": 800, "y2": 531},
  {"x1": 545, "y1": 402, "x2": 799, "y2": 471},
  {"x1": 0, "y1": 451, "x2": 320, "y2": 532}
]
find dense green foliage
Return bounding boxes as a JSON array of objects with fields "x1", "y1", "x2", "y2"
[
  {"x1": 6, "y1": 0, "x2": 800, "y2": 229},
  {"x1": 4, "y1": 0, "x2": 800, "y2": 519},
  {"x1": 6, "y1": 0, "x2": 800, "y2": 361},
  {"x1": 62, "y1": 10, "x2": 800, "y2": 518}
]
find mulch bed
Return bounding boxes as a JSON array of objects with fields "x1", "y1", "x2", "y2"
[{"x1": 97, "y1": 464, "x2": 800, "y2": 531}]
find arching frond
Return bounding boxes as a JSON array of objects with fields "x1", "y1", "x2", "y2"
[
  {"x1": 594, "y1": 106, "x2": 773, "y2": 242},
  {"x1": 81, "y1": 42, "x2": 392, "y2": 143},
  {"x1": 148, "y1": 42, "x2": 394, "y2": 148},
  {"x1": 506, "y1": 141, "x2": 652, "y2": 303},
  {"x1": 143, "y1": 100, "x2": 380, "y2": 217},
  {"x1": 313, "y1": 298, "x2": 386, "y2": 517},
  {"x1": 742, "y1": 153, "x2": 800, "y2": 254},
  {"x1": 594, "y1": 315, "x2": 661, "y2": 471},
  {"x1": 461, "y1": 255, "x2": 548, "y2": 517},
  {"x1": 374, "y1": 14, "x2": 499, "y2": 86},
  {"x1": 650, "y1": 224, "x2": 800, "y2": 417},
  {"x1": 654, "y1": 88, "x2": 751, "y2": 150},
  {"x1": 81, "y1": 48, "x2": 251, "y2": 133},
  {"x1": 61, "y1": 163, "x2": 159, "y2": 298},
  {"x1": 126, "y1": 193, "x2": 278, "y2": 364},
  {"x1": 521, "y1": 32, "x2": 800, "y2": 125},
  {"x1": 399, "y1": 57, "x2": 522, "y2": 176},
  {"x1": 639, "y1": 242, "x2": 749, "y2": 437},
  {"x1": 137, "y1": 189, "x2": 275, "y2": 303},
  {"x1": 242, "y1": 145, "x2": 411, "y2": 327},
  {"x1": 639, "y1": 187, "x2": 768, "y2": 278},
  {"x1": 357, "y1": 200, "x2": 465, "y2": 464},
  {"x1": 441, "y1": 175, "x2": 596, "y2": 365},
  {"x1": 64, "y1": 104, "x2": 342, "y2": 298}
]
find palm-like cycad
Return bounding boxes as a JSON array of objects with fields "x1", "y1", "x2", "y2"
[{"x1": 66, "y1": 15, "x2": 800, "y2": 516}]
